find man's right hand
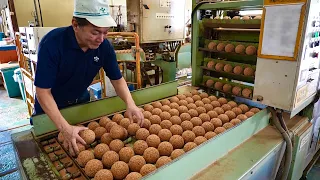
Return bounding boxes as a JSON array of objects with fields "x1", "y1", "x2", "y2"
[{"x1": 60, "y1": 124, "x2": 88, "y2": 156}]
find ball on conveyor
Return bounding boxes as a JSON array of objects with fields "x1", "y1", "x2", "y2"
[
  {"x1": 170, "y1": 125, "x2": 183, "y2": 136},
  {"x1": 244, "y1": 67, "x2": 255, "y2": 76},
  {"x1": 190, "y1": 117, "x2": 202, "y2": 126},
  {"x1": 112, "y1": 113, "x2": 124, "y2": 124},
  {"x1": 188, "y1": 109, "x2": 199, "y2": 118},
  {"x1": 125, "y1": 172, "x2": 143, "y2": 180},
  {"x1": 182, "y1": 130, "x2": 196, "y2": 143},
  {"x1": 143, "y1": 111, "x2": 152, "y2": 119},
  {"x1": 119, "y1": 147, "x2": 135, "y2": 163},
  {"x1": 218, "y1": 97, "x2": 227, "y2": 105},
  {"x1": 150, "y1": 115, "x2": 161, "y2": 125},
  {"x1": 170, "y1": 135, "x2": 185, "y2": 149},
  {"x1": 160, "y1": 120, "x2": 172, "y2": 129},
  {"x1": 194, "y1": 136, "x2": 207, "y2": 145},
  {"x1": 184, "y1": 92, "x2": 193, "y2": 97},
  {"x1": 232, "y1": 107, "x2": 243, "y2": 116},
  {"x1": 208, "y1": 42, "x2": 217, "y2": 50},
  {"x1": 202, "y1": 122, "x2": 215, "y2": 132},
  {"x1": 158, "y1": 129, "x2": 173, "y2": 142},
  {"x1": 133, "y1": 140, "x2": 148, "y2": 155},
  {"x1": 192, "y1": 94, "x2": 202, "y2": 102},
  {"x1": 223, "y1": 122, "x2": 234, "y2": 130},
  {"x1": 77, "y1": 150, "x2": 94, "y2": 167},
  {"x1": 180, "y1": 113, "x2": 192, "y2": 121},
  {"x1": 178, "y1": 106, "x2": 189, "y2": 114},
  {"x1": 160, "y1": 111, "x2": 172, "y2": 121},
  {"x1": 204, "y1": 104, "x2": 214, "y2": 112},
  {"x1": 200, "y1": 92, "x2": 209, "y2": 99},
  {"x1": 224, "y1": 64, "x2": 233, "y2": 73},
  {"x1": 214, "y1": 107, "x2": 225, "y2": 115},
  {"x1": 142, "y1": 119, "x2": 151, "y2": 129},
  {"x1": 205, "y1": 131, "x2": 217, "y2": 140},
  {"x1": 192, "y1": 126, "x2": 206, "y2": 137},
  {"x1": 110, "y1": 125, "x2": 127, "y2": 140},
  {"x1": 109, "y1": 139, "x2": 124, "y2": 153},
  {"x1": 230, "y1": 118, "x2": 242, "y2": 125},
  {"x1": 227, "y1": 101, "x2": 238, "y2": 108},
  {"x1": 237, "y1": 114, "x2": 248, "y2": 121},
  {"x1": 191, "y1": 89, "x2": 199, "y2": 95},
  {"x1": 195, "y1": 100, "x2": 205, "y2": 107},
  {"x1": 99, "y1": 116, "x2": 111, "y2": 127},
  {"x1": 140, "y1": 164, "x2": 157, "y2": 176},
  {"x1": 184, "y1": 142, "x2": 197, "y2": 152},
  {"x1": 181, "y1": 121, "x2": 194, "y2": 131},
  {"x1": 185, "y1": 97, "x2": 194, "y2": 104},
  {"x1": 158, "y1": 142, "x2": 174, "y2": 156},
  {"x1": 136, "y1": 128, "x2": 150, "y2": 141},
  {"x1": 211, "y1": 118, "x2": 223, "y2": 127},
  {"x1": 245, "y1": 46, "x2": 257, "y2": 55},
  {"x1": 214, "y1": 127, "x2": 226, "y2": 134},
  {"x1": 242, "y1": 16, "x2": 251, "y2": 20},
  {"x1": 177, "y1": 94, "x2": 187, "y2": 100},
  {"x1": 94, "y1": 143, "x2": 109, "y2": 159},
  {"x1": 171, "y1": 149, "x2": 185, "y2": 160},
  {"x1": 215, "y1": 63, "x2": 225, "y2": 71},
  {"x1": 161, "y1": 99, "x2": 171, "y2": 106},
  {"x1": 152, "y1": 101, "x2": 162, "y2": 109},
  {"x1": 211, "y1": 101, "x2": 221, "y2": 108},
  {"x1": 250, "y1": 108, "x2": 260, "y2": 114},
  {"x1": 221, "y1": 104, "x2": 232, "y2": 112},
  {"x1": 94, "y1": 127, "x2": 107, "y2": 140},
  {"x1": 214, "y1": 82, "x2": 224, "y2": 90},
  {"x1": 223, "y1": 16, "x2": 231, "y2": 19},
  {"x1": 242, "y1": 88, "x2": 253, "y2": 98},
  {"x1": 170, "y1": 96, "x2": 180, "y2": 103},
  {"x1": 88, "y1": 121, "x2": 100, "y2": 131},
  {"x1": 152, "y1": 108, "x2": 162, "y2": 116},
  {"x1": 225, "y1": 110, "x2": 236, "y2": 120},
  {"x1": 102, "y1": 150, "x2": 119, "y2": 169},
  {"x1": 128, "y1": 155, "x2": 146, "y2": 172},
  {"x1": 144, "y1": 104, "x2": 154, "y2": 112},
  {"x1": 178, "y1": 100, "x2": 188, "y2": 106},
  {"x1": 196, "y1": 107, "x2": 207, "y2": 115},
  {"x1": 202, "y1": 98, "x2": 211, "y2": 105},
  {"x1": 120, "y1": 118, "x2": 131, "y2": 129},
  {"x1": 143, "y1": 147, "x2": 160, "y2": 164},
  {"x1": 146, "y1": 134, "x2": 161, "y2": 148},
  {"x1": 169, "y1": 102, "x2": 180, "y2": 109},
  {"x1": 79, "y1": 129, "x2": 95, "y2": 145},
  {"x1": 156, "y1": 156, "x2": 172, "y2": 168},
  {"x1": 225, "y1": 44, "x2": 235, "y2": 53},
  {"x1": 111, "y1": 161, "x2": 130, "y2": 180},
  {"x1": 245, "y1": 111, "x2": 255, "y2": 118},
  {"x1": 217, "y1": 43, "x2": 226, "y2": 52},
  {"x1": 128, "y1": 123, "x2": 140, "y2": 136},
  {"x1": 85, "y1": 159, "x2": 103, "y2": 178},
  {"x1": 94, "y1": 169, "x2": 113, "y2": 180},
  {"x1": 207, "y1": 110, "x2": 218, "y2": 119},
  {"x1": 187, "y1": 103, "x2": 197, "y2": 110},
  {"x1": 100, "y1": 133, "x2": 113, "y2": 145},
  {"x1": 207, "y1": 61, "x2": 215, "y2": 69},
  {"x1": 161, "y1": 105, "x2": 171, "y2": 112},
  {"x1": 232, "y1": 86, "x2": 242, "y2": 96},
  {"x1": 238, "y1": 104, "x2": 249, "y2": 113},
  {"x1": 149, "y1": 124, "x2": 162, "y2": 135},
  {"x1": 235, "y1": 44, "x2": 245, "y2": 54},
  {"x1": 199, "y1": 113, "x2": 211, "y2": 122},
  {"x1": 169, "y1": 109, "x2": 180, "y2": 117},
  {"x1": 233, "y1": 16, "x2": 240, "y2": 19},
  {"x1": 223, "y1": 84, "x2": 232, "y2": 93},
  {"x1": 233, "y1": 66, "x2": 244, "y2": 75}
]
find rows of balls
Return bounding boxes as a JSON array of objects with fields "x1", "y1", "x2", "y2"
[
  {"x1": 57, "y1": 90, "x2": 260, "y2": 180},
  {"x1": 207, "y1": 42, "x2": 257, "y2": 56},
  {"x1": 205, "y1": 79, "x2": 253, "y2": 98},
  {"x1": 214, "y1": 15, "x2": 261, "y2": 20},
  {"x1": 206, "y1": 60, "x2": 255, "y2": 77}
]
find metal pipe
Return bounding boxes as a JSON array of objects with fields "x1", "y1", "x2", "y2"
[
  {"x1": 37, "y1": 0, "x2": 44, "y2": 26},
  {"x1": 0, "y1": 168, "x2": 18, "y2": 177}
]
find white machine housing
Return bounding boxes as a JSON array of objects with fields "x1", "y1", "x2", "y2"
[
  {"x1": 126, "y1": 0, "x2": 186, "y2": 43},
  {"x1": 253, "y1": 0, "x2": 320, "y2": 117}
]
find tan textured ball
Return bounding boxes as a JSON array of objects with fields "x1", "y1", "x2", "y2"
[
  {"x1": 225, "y1": 44, "x2": 235, "y2": 53},
  {"x1": 160, "y1": 120, "x2": 173, "y2": 129},
  {"x1": 110, "y1": 125, "x2": 126, "y2": 140},
  {"x1": 170, "y1": 116, "x2": 182, "y2": 125},
  {"x1": 233, "y1": 66, "x2": 244, "y2": 75},
  {"x1": 232, "y1": 107, "x2": 243, "y2": 116},
  {"x1": 146, "y1": 134, "x2": 161, "y2": 148},
  {"x1": 244, "y1": 67, "x2": 255, "y2": 76},
  {"x1": 99, "y1": 116, "x2": 111, "y2": 127},
  {"x1": 76, "y1": 143, "x2": 86, "y2": 154},
  {"x1": 156, "y1": 156, "x2": 172, "y2": 168},
  {"x1": 119, "y1": 147, "x2": 135, "y2": 163},
  {"x1": 208, "y1": 42, "x2": 217, "y2": 50},
  {"x1": 158, "y1": 129, "x2": 172, "y2": 142},
  {"x1": 169, "y1": 109, "x2": 180, "y2": 117},
  {"x1": 221, "y1": 104, "x2": 232, "y2": 112},
  {"x1": 94, "y1": 143, "x2": 109, "y2": 159},
  {"x1": 235, "y1": 44, "x2": 245, "y2": 54},
  {"x1": 171, "y1": 149, "x2": 185, "y2": 160},
  {"x1": 161, "y1": 99, "x2": 171, "y2": 106},
  {"x1": 85, "y1": 159, "x2": 103, "y2": 177},
  {"x1": 218, "y1": 114, "x2": 230, "y2": 124},
  {"x1": 230, "y1": 118, "x2": 242, "y2": 125},
  {"x1": 238, "y1": 104, "x2": 249, "y2": 113},
  {"x1": 144, "y1": 104, "x2": 154, "y2": 112},
  {"x1": 207, "y1": 61, "x2": 215, "y2": 69},
  {"x1": 181, "y1": 121, "x2": 194, "y2": 131},
  {"x1": 111, "y1": 161, "x2": 129, "y2": 179},
  {"x1": 133, "y1": 140, "x2": 148, "y2": 155},
  {"x1": 202, "y1": 122, "x2": 215, "y2": 132},
  {"x1": 161, "y1": 105, "x2": 171, "y2": 112},
  {"x1": 160, "y1": 111, "x2": 172, "y2": 120},
  {"x1": 77, "y1": 150, "x2": 94, "y2": 167},
  {"x1": 128, "y1": 123, "x2": 140, "y2": 136},
  {"x1": 177, "y1": 94, "x2": 187, "y2": 100},
  {"x1": 178, "y1": 100, "x2": 188, "y2": 106},
  {"x1": 223, "y1": 123, "x2": 234, "y2": 129},
  {"x1": 101, "y1": 133, "x2": 113, "y2": 145},
  {"x1": 129, "y1": 155, "x2": 146, "y2": 172},
  {"x1": 237, "y1": 114, "x2": 248, "y2": 121},
  {"x1": 88, "y1": 121, "x2": 100, "y2": 131},
  {"x1": 187, "y1": 103, "x2": 197, "y2": 110},
  {"x1": 242, "y1": 88, "x2": 253, "y2": 98},
  {"x1": 188, "y1": 109, "x2": 199, "y2": 118},
  {"x1": 224, "y1": 64, "x2": 233, "y2": 73},
  {"x1": 170, "y1": 135, "x2": 185, "y2": 149},
  {"x1": 209, "y1": 95, "x2": 217, "y2": 101},
  {"x1": 195, "y1": 100, "x2": 205, "y2": 107},
  {"x1": 143, "y1": 111, "x2": 152, "y2": 119},
  {"x1": 192, "y1": 95, "x2": 202, "y2": 102},
  {"x1": 190, "y1": 117, "x2": 202, "y2": 126},
  {"x1": 202, "y1": 98, "x2": 211, "y2": 104},
  {"x1": 215, "y1": 63, "x2": 225, "y2": 71},
  {"x1": 170, "y1": 125, "x2": 183, "y2": 135},
  {"x1": 196, "y1": 107, "x2": 207, "y2": 115},
  {"x1": 214, "y1": 82, "x2": 224, "y2": 90},
  {"x1": 233, "y1": 16, "x2": 240, "y2": 19},
  {"x1": 112, "y1": 114, "x2": 124, "y2": 124},
  {"x1": 214, "y1": 107, "x2": 225, "y2": 115},
  {"x1": 185, "y1": 97, "x2": 194, "y2": 104},
  {"x1": 192, "y1": 90, "x2": 200, "y2": 95},
  {"x1": 169, "y1": 96, "x2": 180, "y2": 103},
  {"x1": 200, "y1": 92, "x2": 209, "y2": 99},
  {"x1": 223, "y1": 84, "x2": 232, "y2": 93},
  {"x1": 105, "y1": 121, "x2": 117, "y2": 133},
  {"x1": 225, "y1": 110, "x2": 237, "y2": 120},
  {"x1": 178, "y1": 106, "x2": 189, "y2": 114},
  {"x1": 182, "y1": 130, "x2": 196, "y2": 143},
  {"x1": 142, "y1": 119, "x2": 152, "y2": 129},
  {"x1": 246, "y1": 46, "x2": 257, "y2": 55},
  {"x1": 120, "y1": 118, "x2": 131, "y2": 129},
  {"x1": 94, "y1": 127, "x2": 107, "y2": 139},
  {"x1": 217, "y1": 98, "x2": 227, "y2": 105},
  {"x1": 158, "y1": 142, "x2": 174, "y2": 156},
  {"x1": 211, "y1": 118, "x2": 223, "y2": 127},
  {"x1": 199, "y1": 113, "x2": 211, "y2": 122},
  {"x1": 125, "y1": 172, "x2": 143, "y2": 180},
  {"x1": 136, "y1": 128, "x2": 150, "y2": 141},
  {"x1": 207, "y1": 110, "x2": 218, "y2": 119},
  {"x1": 109, "y1": 139, "x2": 124, "y2": 153},
  {"x1": 205, "y1": 131, "x2": 217, "y2": 139},
  {"x1": 79, "y1": 129, "x2": 95, "y2": 145},
  {"x1": 94, "y1": 169, "x2": 113, "y2": 180},
  {"x1": 232, "y1": 86, "x2": 242, "y2": 96},
  {"x1": 150, "y1": 115, "x2": 161, "y2": 125},
  {"x1": 102, "y1": 150, "x2": 119, "y2": 168},
  {"x1": 193, "y1": 126, "x2": 206, "y2": 137},
  {"x1": 152, "y1": 108, "x2": 162, "y2": 116},
  {"x1": 204, "y1": 104, "x2": 214, "y2": 112},
  {"x1": 245, "y1": 111, "x2": 255, "y2": 118},
  {"x1": 180, "y1": 113, "x2": 192, "y2": 121},
  {"x1": 169, "y1": 102, "x2": 180, "y2": 109},
  {"x1": 140, "y1": 164, "x2": 157, "y2": 176},
  {"x1": 149, "y1": 124, "x2": 162, "y2": 135},
  {"x1": 184, "y1": 142, "x2": 197, "y2": 152},
  {"x1": 214, "y1": 127, "x2": 226, "y2": 134},
  {"x1": 143, "y1": 147, "x2": 160, "y2": 163},
  {"x1": 184, "y1": 92, "x2": 193, "y2": 97},
  {"x1": 250, "y1": 108, "x2": 260, "y2": 113},
  {"x1": 194, "y1": 136, "x2": 207, "y2": 145},
  {"x1": 152, "y1": 101, "x2": 162, "y2": 109},
  {"x1": 228, "y1": 101, "x2": 238, "y2": 108},
  {"x1": 211, "y1": 101, "x2": 221, "y2": 108},
  {"x1": 217, "y1": 43, "x2": 225, "y2": 52}
]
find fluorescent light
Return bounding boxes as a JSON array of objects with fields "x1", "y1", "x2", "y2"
[{"x1": 239, "y1": 10, "x2": 263, "y2": 16}]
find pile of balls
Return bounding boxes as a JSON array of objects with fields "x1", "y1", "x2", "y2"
[
  {"x1": 205, "y1": 79, "x2": 253, "y2": 98},
  {"x1": 206, "y1": 60, "x2": 255, "y2": 77}
]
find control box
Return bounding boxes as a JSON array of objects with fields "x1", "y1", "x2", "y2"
[
  {"x1": 126, "y1": 0, "x2": 185, "y2": 43},
  {"x1": 253, "y1": 0, "x2": 320, "y2": 117}
]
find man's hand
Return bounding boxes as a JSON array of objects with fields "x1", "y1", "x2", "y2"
[
  {"x1": 60, "y1": 124, "x2": 88, "y2": 156},
  {"x1": 126, "y1": 104, "x2": 144, "y2": 126}
]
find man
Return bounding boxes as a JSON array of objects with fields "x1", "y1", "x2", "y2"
[{"x1": 34, "y1": 0, "x2": 144, "y2": 156}]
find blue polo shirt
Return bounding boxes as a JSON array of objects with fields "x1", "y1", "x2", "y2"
[{"x1": 34, "y1": 26, "x2": 122, "y2": 114}]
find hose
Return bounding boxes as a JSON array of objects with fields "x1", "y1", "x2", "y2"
[
  {"x1": 276, "y1": 109, "x2": 289, "y2": 133},
  {"x1": 268, "y1": 107, "x2": 293, "y2": 180}
]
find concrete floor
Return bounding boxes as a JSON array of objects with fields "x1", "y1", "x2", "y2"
[{"x1": 0, "y1": 85, "x2": 31, "y2": 179}]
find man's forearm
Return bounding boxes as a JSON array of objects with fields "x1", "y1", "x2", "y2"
[
  {"x1": 36, "y1": 87, "x2": 69, "y2": 130},
  {"x1": 111, "y1": 77, "x2": 135, "y2": 107}
]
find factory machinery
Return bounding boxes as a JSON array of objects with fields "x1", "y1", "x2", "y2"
[{"x1": 11, "y1": 0, "x2": 320, "y2": 180}]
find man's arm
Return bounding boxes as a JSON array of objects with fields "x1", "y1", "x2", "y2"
[
  {"x1": 36, "y1": 87, "x2": 87, "y2": 155},
  {"x1": 111, "y1": 77, "x2": 144, "y2": 125}
]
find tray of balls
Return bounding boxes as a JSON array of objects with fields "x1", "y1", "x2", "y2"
[{"x1": 40, "y1": 90, "x2": 261, "y2": 180}]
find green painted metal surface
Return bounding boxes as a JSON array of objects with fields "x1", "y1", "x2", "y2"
[
  {"x1": 145, "y1": 109, "x2": 270, "y2": 180},
  {"x1": 152, "y1": 60, "x2": 177, "y2": 83},
  {"x1": 32, "y1": 81, "x2": 178, "y2": 136}
]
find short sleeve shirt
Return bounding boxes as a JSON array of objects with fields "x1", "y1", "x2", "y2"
[{"x1": 34, "y1": 26, "x2": 122, "y2": 113}]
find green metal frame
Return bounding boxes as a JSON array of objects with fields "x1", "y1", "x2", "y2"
[{"x1": 32, "y1": 81, "x2": 178, "y2": 136}]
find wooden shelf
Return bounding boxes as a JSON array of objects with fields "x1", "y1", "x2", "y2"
[
  {"x1": 212, "y1": 27, "x2": 260, "y2": 32},
  {"x1": 199, "y1": 47, "x2": 257, "y2": 58},
  {"x1": 200, "y1": 66, "x2": 255, "y2": 83}
]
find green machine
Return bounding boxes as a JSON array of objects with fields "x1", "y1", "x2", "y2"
[{"x1": 10, "y1": 0, "x2": 320, "y2": 180}]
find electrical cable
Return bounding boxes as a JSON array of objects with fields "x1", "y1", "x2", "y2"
[
  {"x1": 268, "y1": 107, "x2": 293, "y2": 180},
  {"x1": 37, "y1": 0, "x2": 44, "y2": 27}
]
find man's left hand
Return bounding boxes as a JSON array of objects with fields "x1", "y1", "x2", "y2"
[{"x1": 126, "y1": 104, "x2": 144, "y2": 126}]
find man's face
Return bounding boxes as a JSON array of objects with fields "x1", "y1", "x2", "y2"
[{"x1": 72, "y1": 20, "x2": 109, "y2": 49}]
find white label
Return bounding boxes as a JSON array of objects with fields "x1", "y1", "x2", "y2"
[
  {"x1": 299, "y1": 133, "x2": 310, "y2": 151},
  {"x1": 156, "y1": 13, "x2": 174, "y2": 19},
  {"x1": 159, "y1": 0, "x2": 171, "y2": 7}
]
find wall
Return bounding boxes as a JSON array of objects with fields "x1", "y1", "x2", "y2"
[{"x1": 14, "y1": 0, "x2": 34, "y2": 27}]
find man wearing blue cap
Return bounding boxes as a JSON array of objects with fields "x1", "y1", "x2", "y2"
[{"x1": 34, "y1": 0, "x2": 143, "y2": 156}]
